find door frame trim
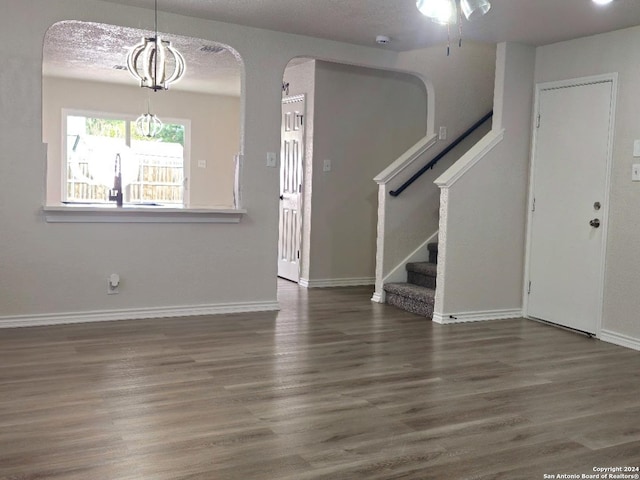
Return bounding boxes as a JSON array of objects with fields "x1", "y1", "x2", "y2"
[{"x1": 523, "y1": 73, "x2": 618, "y2": 338}]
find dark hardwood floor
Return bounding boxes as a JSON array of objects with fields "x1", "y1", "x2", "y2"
[{"x1": 1, "y1": 280, "x2": 639, "y2": 479}]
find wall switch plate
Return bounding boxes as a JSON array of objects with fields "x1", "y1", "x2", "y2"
[
  {"x1": 266, "y1": 152, "x2": 277, "y2": 168},
  {"x1": 323, "y1": 159, "x2": 332, "y2": 172},
  {"x1": 439, "y1": 126, "x2": 447, "y2": 140},
  {"x1": 197, "y1": 160, "x2": 206, "y2": 168},
  {"x1": 634, "y1": 140, "x2": 640, "y2": 157},
  {"x1": 633, "y1": 164, "x2": 640, "y2": 182}
]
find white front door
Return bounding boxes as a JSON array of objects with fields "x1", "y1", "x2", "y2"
[
  {"x1": 526, "y1": 77, "x2": 616, "y2": 335},
  {"x1": 278, "y1": 95, "x2": 305, "y2": 282}
]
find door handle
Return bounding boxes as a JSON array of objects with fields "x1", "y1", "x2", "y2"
[
  {"x1": 279, "y1": 195, "x2": 284, "y2": 200},
  {"x1": 589, "y1": 218, "x2": 601, "y2": 228}
]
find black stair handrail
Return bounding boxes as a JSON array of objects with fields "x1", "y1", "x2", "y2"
[{"x1": 389, "y1": 111, "x2": 493, "y2": 197}]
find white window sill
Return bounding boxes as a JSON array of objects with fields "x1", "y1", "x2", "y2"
[{"x1": 43, "y1": 204, "x2": 247, "y2": 223}]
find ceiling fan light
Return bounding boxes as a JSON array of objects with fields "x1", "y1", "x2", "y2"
[
  {"x1": 416, "y1": 0, "x2": 458, "y2": 25},
  {"x1": 460, "y1": 0, "x2": 491, "y2": 21},
  {"x1": 592, "y1": 0, "x2": 614, "y2": 4}
]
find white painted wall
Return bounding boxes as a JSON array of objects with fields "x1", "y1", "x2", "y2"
[
  {"x1": 434, "y1": 42, "x2": 536, "y2": 320},
  {"x1": 43, "y1": 77, "x2": 240, "y2": 208},
  {"x1": 536, "y1": 25, "x2": 640, "y2": 345},
  {"x1": 0, "y1": 0, "x2": 497, "y2": 323}
]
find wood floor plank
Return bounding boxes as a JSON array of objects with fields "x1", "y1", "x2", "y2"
[{"x1": 0, "y1": 281, "x2": 639, "y2": 479}]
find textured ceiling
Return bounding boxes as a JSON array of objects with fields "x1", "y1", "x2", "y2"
[
  {"x1": 98, "y1": 0, "x2": 640, "y2": 51},
  {"x1": 43, "y1": 21, "x2": 243, "y2": 96},
  {"x1": 44, "y1": 0, "x2": 640, "y2": 95}
]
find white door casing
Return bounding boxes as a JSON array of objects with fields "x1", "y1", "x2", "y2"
[
  {"x1": 278, "y1": 95, "x2": 305, "y2": 282},
  {"x1": 525, "y1": 75, "x2": 617, "y2": 335}
]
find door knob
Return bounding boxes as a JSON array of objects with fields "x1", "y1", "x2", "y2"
[
  {"x1": 589, "y1": 218, "x2": 601, "y2": 228},
  {"x1": 279, "y1": 195, "x2": 284, "y2": 200}
]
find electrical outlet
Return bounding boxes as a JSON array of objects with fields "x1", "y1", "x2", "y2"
[
  {"x1": 197, "y1": 160, "x2": 207, "y2": 168},
  {"x1": 107, "y1": 274, "x2": 120, "y2": 295},
  {"x1": 266, "y1": 152, "x2": 277, "y2": 168},
  {"x1": 633, "y1": 164, "x2": 640, "y2": 182},
  {"x1": 323, "y1": 159, "x2": 332, "y2": 172}
]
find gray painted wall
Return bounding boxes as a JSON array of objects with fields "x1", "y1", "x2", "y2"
[
  {"x1": 284, "y1": 60, "x2": 430, "y2": 285},
  {"x1": 0, "y1": 0, "x2": 497, "y2": 322},
  {"x1": 309, "y1": 61, "x2": 428, "y2": 283},
  {"x1": 435, "y1": 42, "x2": 536, "y2": 316}
]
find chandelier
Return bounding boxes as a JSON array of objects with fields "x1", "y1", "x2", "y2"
[
  {"x1": 416, "y1": 0, "x2": 491, "y2": 54},
  {"x1": 135, "y1": 100, "x2": 163, "y2": 138},
  {"x1": 126, "y1": 0, "x2": 186, "y2": 91}
]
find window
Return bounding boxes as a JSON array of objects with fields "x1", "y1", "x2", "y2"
[{"x1": 64, "y1": 111, "x2": 189, "y2": 205}]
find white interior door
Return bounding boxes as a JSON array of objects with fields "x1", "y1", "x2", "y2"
[
  {"x1": 527, "y1": 78, "x2": 615, "y2": 335},
  {"x1": 278, "y1": 95, "x2": 305, "y2": 282}
]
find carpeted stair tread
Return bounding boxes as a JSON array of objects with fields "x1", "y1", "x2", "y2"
[
  {"x1": 383, "y1": 242, "x2": 439, "y2": 317},
  {"x1": 406, "y1": 262, "x2": 437, "y2": 276},
  {"x1": 406, "y1": 262, "x2": 437, "y2": 289},
  {"x1": 384, "y1": 282, "x2": 435, "y2": 300},
  {"x1": 383, "y1": 283, "x2": 435, "y2": 317}
]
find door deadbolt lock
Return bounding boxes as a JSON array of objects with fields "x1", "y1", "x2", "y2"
[
  {"x1": 589, "y1": 218, "x2": 601, "y2": 228},
  {"x1": 594, "y1": 202, "x2": 601, "y2": 211}
]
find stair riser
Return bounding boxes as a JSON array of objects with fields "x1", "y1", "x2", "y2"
[
  {"x1": 386, "y1": 293, "x2": 434, "y2": 318},
  {"x1": 407, "y1": 271, "x2": 436, "y2": 289},
  {"x1": 427, "y1": 243, "x2": 438, "y2": 264}
]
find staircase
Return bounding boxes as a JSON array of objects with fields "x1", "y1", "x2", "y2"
[{"x1": 383, "y1": 243, "x2": 438, "y2": 318}]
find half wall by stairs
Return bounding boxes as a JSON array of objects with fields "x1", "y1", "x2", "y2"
[{"x1": 372, "y1": 112, "x2": 492, "y2": 306}]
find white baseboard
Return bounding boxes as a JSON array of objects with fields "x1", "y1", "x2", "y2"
[
  {"x1": 299, "y1": 277, "x2": 375, "y2": 288},
  {"x1": 600, "y1": 329, "x2": 640, "y2": 352},
  {"x1": 0, "y1": 301, "x2": 280, "y2": 329},
  {"x1": 432, "y1": 308, "x2": 522, "y2": 324}
]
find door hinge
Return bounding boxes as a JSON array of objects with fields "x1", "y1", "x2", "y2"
[
  {"x1": 532, "y1": 197, "x2": 536, "y2": 212},
  {"x1": 527, "y1": 281, "x2": 532, "y2": 295},
  {"x1": 297, "y1": 250, "x2": 300, "y2": 260},
  {"x1": 536, "y1": 114, "x2": 541, "y2": 128}
]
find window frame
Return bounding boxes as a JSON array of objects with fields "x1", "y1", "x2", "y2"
[{"x1": 61, "y1": 108, "x2": 192, "y2": 207}]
